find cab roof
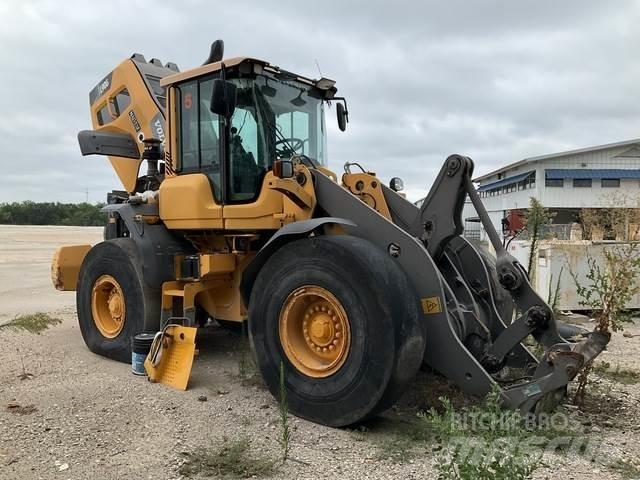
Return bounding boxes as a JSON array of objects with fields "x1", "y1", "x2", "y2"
[{"x1": 160, "y1": 56, "x2": 337, "y2": 99}]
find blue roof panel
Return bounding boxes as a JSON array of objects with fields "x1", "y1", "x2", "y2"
[
  {"x1": 545, "y1": 169, "x2": 640, "y2": 180},
  {"x1": 477, "y1": 170, "x2": 535, "y2": 192}
]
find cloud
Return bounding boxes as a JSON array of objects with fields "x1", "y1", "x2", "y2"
[{"x1": 0, "y1": 0, "x2": 638, "y2": 203}]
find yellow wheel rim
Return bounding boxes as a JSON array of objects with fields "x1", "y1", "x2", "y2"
[
  {"x1": 91, "y1": 274, "x2": 126, "y2": 338},
  {"x1": 279, "y1": 285, "x2": 351, "y2": 378}
]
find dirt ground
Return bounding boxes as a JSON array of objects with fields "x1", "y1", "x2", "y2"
[{"x1": 1, "y1": 225, "x2": 639, "y2": 480}]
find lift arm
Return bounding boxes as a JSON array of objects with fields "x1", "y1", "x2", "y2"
[{"x1": 313, "y1": 155, "x2": 609, "y2": 414}]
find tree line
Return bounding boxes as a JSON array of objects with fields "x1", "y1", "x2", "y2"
[{"x1": 0, "y1": 201, "x2": 106, "y2": 226}]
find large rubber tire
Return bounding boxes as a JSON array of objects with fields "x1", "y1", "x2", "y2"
[
  {"x1": 76, "y1": 238, "x2": 160, "y2": 363},
  {"x1": 248, "y1": 235, "x2": 424, "y2": 427}
]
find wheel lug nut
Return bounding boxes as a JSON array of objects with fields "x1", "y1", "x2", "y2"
[
  {"x1": 322, "y1": 347, "x2": 328, "y2": 353},
  {"x1": 332, "y1": 339, "x2": 338, "y2": 345},
  {"x1": 334, "y1": 323, "x2": 340, "y2": 330},
  {"x1": 329, "y1": 345, "x2": 335, "y2": 351},
  {"x1": 335, "y1": 332, "x2": 341, "y2": 339}
]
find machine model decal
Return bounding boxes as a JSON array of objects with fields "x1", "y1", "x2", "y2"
[
  {"x1": 150, "y1": 113, "x2": 166, "y2": 142},
  {"x1": 129, "y1": 110, "x2": 142, "y2": 133},
  {"x1": 89, "y1": 72, "x2": 113, "y2": 106}
]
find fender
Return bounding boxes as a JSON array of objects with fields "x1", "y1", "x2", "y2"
[
  {"x1": 239, "y1": 217, "x2": 356, "y2": 305},
  {"x1": 102, "y1": 203, "x2": 194, "y2": 289}
]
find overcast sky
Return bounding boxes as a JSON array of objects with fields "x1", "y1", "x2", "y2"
[{"x1": 0, "y1": 0, "x2": 638, "y2": 203}]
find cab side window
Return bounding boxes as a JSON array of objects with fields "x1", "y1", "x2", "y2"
[
  {"x1": 179, "y1": 81, "x2": 199, "y2": 171},
  {"x1": 199, "y1": 80, "x2": 221, "y2": 180},
  {"x1": 177, "y1": 78, "x2": 221, "y2": 201}
]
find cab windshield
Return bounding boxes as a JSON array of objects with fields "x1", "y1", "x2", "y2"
[
  {"x1": 226, "y1": 73, "x2": 327, "y2": 200},
  {"x1": 233, "y1": 75, "x2": 326, "y2": 160}
]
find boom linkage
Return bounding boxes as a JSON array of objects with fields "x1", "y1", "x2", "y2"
[{"x1": 315, "y1": 155, "x2": 609, "y2": 413}]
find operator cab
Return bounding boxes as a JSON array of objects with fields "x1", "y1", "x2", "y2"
[{"x1": 162, "y1": 56, "x2": 344, "y2": 205}]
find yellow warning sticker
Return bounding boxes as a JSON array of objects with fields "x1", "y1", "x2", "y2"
[{"x1": 421, "y1": 296, "x2": 442, "y2": 315}]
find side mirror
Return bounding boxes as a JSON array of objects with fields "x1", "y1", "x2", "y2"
[
  {"x1": 336, "y1": 102, "x2": 348, "y2": 131},
  {"x1": 210, "y1": 78, "x2": 237, "y2": 117}
]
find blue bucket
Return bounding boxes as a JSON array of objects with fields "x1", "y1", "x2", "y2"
[{"x1": 131, "y1": 332, "x2": 156, "y2": 375}]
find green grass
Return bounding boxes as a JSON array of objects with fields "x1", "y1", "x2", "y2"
[
  {"x1": 593, "y1": 361, "x2": 640, "y2": 384},
  {"x1": 0, "y1": 312, "x2": 62, "y2": 334},
  {"x1": 179, "y1": 437, "x2": 276, "y2": 479}
]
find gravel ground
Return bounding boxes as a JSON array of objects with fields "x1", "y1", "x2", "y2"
[{"x1": 1, "y1": 225, "x2": 639, "y2": 480}]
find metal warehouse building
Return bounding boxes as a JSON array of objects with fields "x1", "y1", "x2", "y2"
[{"x1": 466, "y1": 138, "x2": 640, "y2": 241}]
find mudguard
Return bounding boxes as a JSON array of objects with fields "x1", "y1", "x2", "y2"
[{"x1": 102, "y1": 203, "x2": 194, "y2": 289}]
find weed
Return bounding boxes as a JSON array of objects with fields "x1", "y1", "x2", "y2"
[
  {"x1": 523, "y1": 197, "x2": 554, "y2": 282},
  {"x1": 238, "y1": 349, "x2": 254, "y2": 380},
  {"x1": 278, "y1": 361, "x2": 291, "y2": 463},
  {"x1": 569, "y1": 242, "x2": 640, "y2": 403},
  {"x1": 237, "y1": 321, "x2": 257, "y2": 383},
  {"x1": 547, "y1": 266, "x2": 563, "y2": 316},
  {"x1": 592, "y1": 361, "x2": 640, "y2": 384},
  {"x1": 0, "y1": 314, "x2": 59, "y2": 379},
  {"x1": 435, "y1": 438, "x2": 541, "y2": 480},
  {"x1": 361, "y1": 383, "x2": 587, "y2": 474},
  {"x1": 523, "y1": 335, "x2": 544, "y2": 359},
  {"x1": 372, "y1": 420, "x2": 429, "y2": 463},
  {"x1": 0, "y1": 312, "x2": 61, "y2": 334},
  {"x1": 422, "y1": 396, "x2": 461, "y2": 439},
  {"x1": 179, "y1": 437, "x2": 275, "y2": 478},
  {"x1": 608, "y1": 458, "x2": 640, "y2": 479},
  {"x1": 420, "y1": 387, "x2": 590, "y2": 479},
  {"x1": 15, "y1": 347, "x2": 34, "y2": 380}
]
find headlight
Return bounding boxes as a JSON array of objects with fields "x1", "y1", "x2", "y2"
[{"x1": 389, "y1": 177, "x2": 404, "y2": 192}]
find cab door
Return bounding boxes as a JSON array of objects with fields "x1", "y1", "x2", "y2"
[{"x1": 159, "y1": 77, "x2": 224, "y2": 229}]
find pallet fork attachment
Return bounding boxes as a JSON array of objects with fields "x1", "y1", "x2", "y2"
[{"x1": 314, "y1": 155, "x2": 609, "y2": 414}]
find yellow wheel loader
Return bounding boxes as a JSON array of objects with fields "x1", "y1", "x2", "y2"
[{"x1": 52, "y1": 40, "x2": 608, "y2": 427}]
